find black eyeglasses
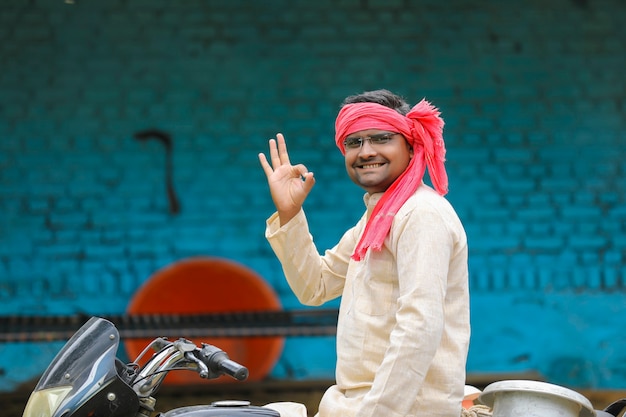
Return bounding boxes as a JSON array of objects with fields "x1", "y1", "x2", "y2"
[{"x1": 343, "y1": 132, "x2": 398, "y2": 150}]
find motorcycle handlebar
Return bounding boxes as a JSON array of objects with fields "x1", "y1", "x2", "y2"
[
  {"x1": 130, "y1": 338, "x2": 248, "y2": 397},
  {"x1": 198, "y1": 343, "x2": 249, "y2": 381}
]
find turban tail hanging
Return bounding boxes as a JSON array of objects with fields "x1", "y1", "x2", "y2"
[{"x1": 334, "y1": 100, "x2": 448, "y2": 261}]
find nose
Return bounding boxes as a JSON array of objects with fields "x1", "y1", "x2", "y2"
[{"x1": 358, "y1": 138, "x2": 377, "y2": 156}]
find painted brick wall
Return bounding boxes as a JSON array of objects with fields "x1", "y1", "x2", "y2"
[{"x1": 0, "y1": 0, "x2": 625, "y2": 392}]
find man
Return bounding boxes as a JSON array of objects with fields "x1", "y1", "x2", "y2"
[{"x1": 259, "y1": 89, "x2": 470, "y2": 417}]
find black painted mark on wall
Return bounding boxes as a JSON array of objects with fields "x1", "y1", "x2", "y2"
[{"x1": 134, "y1": 129, "x2": 181, "y2": 215}]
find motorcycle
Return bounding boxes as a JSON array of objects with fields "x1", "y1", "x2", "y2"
[
  {"x1": 22, "y1": 316, "x2": 280, "y2": 417},
  {"x1": 21, "y1": 315, "x2": 626, "y2": 417}
]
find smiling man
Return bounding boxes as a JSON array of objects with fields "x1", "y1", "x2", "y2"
[{"x1": 259, "y1": 89, "x2": 470, "y2": 417}]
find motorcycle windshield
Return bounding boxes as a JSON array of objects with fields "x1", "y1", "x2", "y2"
[{"x1": 32, "y1": 317, "x2": 122, "y2": 414}]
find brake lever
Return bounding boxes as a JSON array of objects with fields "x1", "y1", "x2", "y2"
[
  {"x1": 183, "y1": 350, "x2": 210, "y2": 378},
  {"x1": 132, "y1": 338, "x2": 203, "y2": 395}
]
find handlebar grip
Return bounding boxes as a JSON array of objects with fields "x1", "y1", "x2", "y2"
[
  {"x1": 219, "y1": 358, "x2": 249, "y2": 381},
  {"x1": 198, "y1": 344, "x2": 249, "y2": 381}
]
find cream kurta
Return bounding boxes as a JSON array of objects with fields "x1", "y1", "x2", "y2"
[{"x1": 266, "y1": 184, "x2": 470, "y2": 417}]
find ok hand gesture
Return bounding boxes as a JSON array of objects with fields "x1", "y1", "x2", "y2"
[{"x1": 258, "y1": 133, "x2": 315, "y2": 226}]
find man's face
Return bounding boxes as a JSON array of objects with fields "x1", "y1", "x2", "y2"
[{"x1": 343, "y1": 129, "x2": 413, "y2": 193}]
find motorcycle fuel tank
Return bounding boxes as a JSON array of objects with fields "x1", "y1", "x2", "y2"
[{"x1": 159, "y1": 401, "x2": 280, "y2": 417}]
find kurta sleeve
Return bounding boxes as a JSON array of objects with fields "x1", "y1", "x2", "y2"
[{"x1": 265, "y1": 209, "x2": 358, "y2": 306}]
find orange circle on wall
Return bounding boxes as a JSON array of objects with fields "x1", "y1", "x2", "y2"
[{"x1": 126, "y1": 257, "x2": 284, "y2": 385}]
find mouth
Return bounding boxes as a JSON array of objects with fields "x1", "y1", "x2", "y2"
[{"x1": 358, "y1": 163, "x2": 385, "y2": 169}]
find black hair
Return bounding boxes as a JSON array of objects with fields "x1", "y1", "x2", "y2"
[{"x1": 341, "y1": 89, "x2": 411, "y2": 115}]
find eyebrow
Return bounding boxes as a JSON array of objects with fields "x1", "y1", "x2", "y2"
[{"x1": 345, "y1": 131, "x2": 396, "y2": 139}]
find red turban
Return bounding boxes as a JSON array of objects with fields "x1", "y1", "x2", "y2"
[{"x1": 335, "y1": 100, "x2": 448, "y2": 261}]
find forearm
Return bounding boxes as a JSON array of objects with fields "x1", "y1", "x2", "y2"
[{"x1": 266, "y1": 210, "x2": 348, "y2": 305}]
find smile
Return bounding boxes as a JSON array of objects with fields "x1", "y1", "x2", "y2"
[{"x1": 360, "y1": 163, "x2": 385, "y2": 169}]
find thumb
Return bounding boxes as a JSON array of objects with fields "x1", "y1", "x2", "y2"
[{"x1": 302, "y1": 171, "x2": 316, "y2": 193}]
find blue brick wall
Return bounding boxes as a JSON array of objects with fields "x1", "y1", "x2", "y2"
[{"x1": 1, "y1": 0, "x2": 625, "y2": 392}]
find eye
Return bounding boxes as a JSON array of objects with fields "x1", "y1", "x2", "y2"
[
  {"x1": 343, "y1": 137, "x2": 362, "y2": 149},
  {"x1": 370, "y1": 134, "x2": 393, "y2": 144}
]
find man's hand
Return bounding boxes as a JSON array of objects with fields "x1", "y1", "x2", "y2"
[{"x1": 259, "y1": 133, "x2": 315, "y2": 226}]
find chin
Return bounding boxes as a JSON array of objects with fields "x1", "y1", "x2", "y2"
[{"x1": 360, "y1": 184, "x2": 387, "y2": 193}]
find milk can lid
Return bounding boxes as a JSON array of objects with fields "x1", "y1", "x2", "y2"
[{"x1": 478, "y1": 380, "x2": 594, "y2": 417}]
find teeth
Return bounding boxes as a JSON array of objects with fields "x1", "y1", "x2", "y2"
[{"x1": 362, "y1": 164, "x2": 382, "y2": 169}]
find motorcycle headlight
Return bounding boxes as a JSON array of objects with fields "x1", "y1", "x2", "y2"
[{"x1": 22, "y1": 386, "x2": 72, "y2": 417}]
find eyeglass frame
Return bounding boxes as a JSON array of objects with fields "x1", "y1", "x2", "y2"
[{"x1": 342, "y1": 132, "x2": 401, "y2": 150}]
